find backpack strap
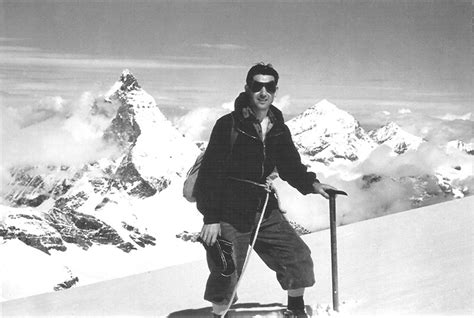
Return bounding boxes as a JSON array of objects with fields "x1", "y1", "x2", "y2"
[{"x1": 229, "y1": 113, "x2": 238, "y2": 154}]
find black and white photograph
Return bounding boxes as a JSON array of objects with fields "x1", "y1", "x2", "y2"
[{"x1": 0, "y1": 1, "x2": 472, "y2": 317}]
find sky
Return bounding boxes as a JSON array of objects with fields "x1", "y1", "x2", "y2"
[{"x1": 0, "y1": 0, "x2": 472, "y2": 133}]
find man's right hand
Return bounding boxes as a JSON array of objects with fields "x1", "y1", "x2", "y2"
[{"x1": 200, "y1": 223, "x2": 221, "y2": 246}]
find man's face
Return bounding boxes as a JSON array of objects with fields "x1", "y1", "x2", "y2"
[{"x1": 245, "y1": 74, "x2": 277, "y2": 111}]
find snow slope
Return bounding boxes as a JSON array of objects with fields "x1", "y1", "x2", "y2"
[
  {"x1": 0, "y1": 178, "x2": 204, "y2": 301},
  {"x1": 2, "y1": 196, "x2": 472, "y2": 316}
]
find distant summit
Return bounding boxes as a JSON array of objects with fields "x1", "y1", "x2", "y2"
[
  {"x1": 1, "y1": 70, "x2": 201, "y2": 261},
  {"x1": 369, "y1": 122, "x2": 423, "y2": 154},
  {"x1": 102, "y1": 69, "x2": 199, "y2": 196},
  {"x1": 286, "y1": 99, "x2": 376, "y2": 164},
  {"x1": 104, "y1": 69, "x2": 141, "y2": 102},
  {"x1": 446, "y1": 140, "x2": 474, "y2": 155},
  {"x1": 103, "y1": 69, "x2": 165, "y2": 148}
]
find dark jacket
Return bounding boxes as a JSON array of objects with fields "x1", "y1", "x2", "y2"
[{"x1": 195, "y1": 92, "x2": 319, "y2": 232}]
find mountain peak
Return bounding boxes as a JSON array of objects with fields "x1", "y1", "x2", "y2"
[
  {"x1": 384, "y1": 121, "x2": 400, "y2": 129},
  {"x1": 311, "y1": 99, "x2": 338, "y2": 111},
  {"x1": 301, "y1": 99, "x2": 357, "y2": 126},
  {"x1": 104, "y1": 69, "x2": 141, "y2": 102},
  {"x1": 288, "y1": 98, "x2": 360, "y2": 133},
  {"x1": 119, "y1": 69, "x2": 140, "y2": 92},
  {"x1": 369, "y1": 121, "x2": 423, "y2": 154},
  {"x1": 372, "y1": 121, "x2": 402, "y2": 136},
  {"x1": 102, "y1": 69, "x2": 199, "y2": 195},
  {"x1": 286, "y1": 99, "x2": 376, "y2": 164}
]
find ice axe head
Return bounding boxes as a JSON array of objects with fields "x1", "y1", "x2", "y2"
[{"x1": 326, "y1": 189, "x2": 348, "y2": 197}]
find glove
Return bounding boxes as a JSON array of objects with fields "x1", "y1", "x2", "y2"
[{"x1": 198, "y1": 236, "x2": 235, "y2": 277}]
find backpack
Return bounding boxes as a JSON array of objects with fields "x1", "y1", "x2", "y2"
[{"x1": 183, "y1": 114, "x2": 238, "y2": 202}]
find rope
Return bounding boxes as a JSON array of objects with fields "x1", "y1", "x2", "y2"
[
  {"x1": 228, "y1": 176, "x2": 272, "y2": 193},
  {"x1": 220, "y1": 185, "x2": 270, "y2": 317}
]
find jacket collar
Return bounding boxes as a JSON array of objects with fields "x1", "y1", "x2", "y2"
[
  {"x1": 231, "y1": 92, "x2": 286, "y2": 140},
  {"x1": 232, "y1": 92, "x2": 285, "y2": 125}
]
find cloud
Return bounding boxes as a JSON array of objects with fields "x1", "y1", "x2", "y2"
[
  {"x1": 319, "y1": 83, "x2": 403, "y2": 91},
  {"x1": 355, "y1": 142, "x2": 452, "y2": 177},
  {"x1": 354, "y1": 104, "x2": 472, "y2": 144},
  {"x1": 0, "y1": 46, "x2": 245, "y2": 70},
  {"x1": 173, "y1": 107, "x2": 227, "y2": 141},
  {"x1": 396, "y1": 114, "x2": 473, "y2": 145},
  {"x1": 0, "y1": 45, "x2": 38, "y2": 52},
  {"x1": 221, "y1": 100, "x2": 234, "y2": 111},
  {"x1": 398, "y1": 108, "x2": 412, "y2": 114},
  {"x1": 436, "y1": 112, "x2": 472, "y2": 121},
  {"x1": 273, "y1": 173, "x2": 414, "y2": 232},
  {"x1": 7, "y1": 96, "x2": 69, "y2": 127},
  {"x1": 194, "y1": 43, "x2": 247, "y2": 50},
  {"x1": 276, "y1": 137, "x2": 473, "y2": 232},
  {"x1": 273, "y1": 94, "x2": 291, "y2": 112},
  {"x1": 0, "y1": 37, "x2": 27, "y2": 43},
  {"x1": 1, "y1": 92, "x2": 120, "y2": 170}
]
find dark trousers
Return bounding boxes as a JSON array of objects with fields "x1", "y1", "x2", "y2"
[{"x1": 204, "y1": 208, "x2": 315, "y2": 305}]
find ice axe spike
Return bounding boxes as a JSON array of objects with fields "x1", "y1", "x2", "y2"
[{"x1": 326, "y1": 188, "x2": 347, "y2": 312}]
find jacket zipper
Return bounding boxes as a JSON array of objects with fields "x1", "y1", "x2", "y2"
[
  {"x1": 236, "y1": 128, "x2": 258, "y2": 141},
  {"x1": 236, "y1": 128, "x2": 285, "y2": 181},
  {"x1": 261, "y1": 141, "x2": 266, "y2": 180},
  {"x1": 262, "y1": 131, "x2": 283, "y2": 180},
  {"x1": 237, "y1": 127, "x2": 265, "y2": 180}
]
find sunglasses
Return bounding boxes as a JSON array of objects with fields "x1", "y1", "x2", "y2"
[{"x1": 249, "y1": 80, "x2": 277, "y2": 93}]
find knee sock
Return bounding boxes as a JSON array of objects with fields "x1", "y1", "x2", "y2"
[
  {"x1": 288, "y1": 295, "x2": 305, "y2": 310},
  {"x1": 288, "y1": 288, "x2": 305, "y2": 310}
]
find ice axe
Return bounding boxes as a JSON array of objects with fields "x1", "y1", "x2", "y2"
[{"x1": 325, "y1": 188, "x2": 347, "y2": 312}]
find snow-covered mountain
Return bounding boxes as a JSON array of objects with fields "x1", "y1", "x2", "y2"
[
  {"x1": 446, "y1": 140, "x2": 474, "y2": 155},
  {"x1": 281, "y1": 99, "x2": 471, "y2": 213},
  {"x1": 1, "y1": 70, "x2": 203, "y2": 300},
  {"x1": 4, "y1": 70, "x2": 200, "y2": 206},
  {"x1": 369, "y1": 121, "x2": 423, "y2": 154},
  {"x1": 286, "y1": 99, "x2": 376, "y2": 164},
  {"x1": 102, "y1": 69, "x2": 200, "y2": 195}
]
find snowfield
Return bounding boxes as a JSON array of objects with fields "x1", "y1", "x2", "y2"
[{"x1": 2, "y1": 196, "x2": 472, "y2": 316}]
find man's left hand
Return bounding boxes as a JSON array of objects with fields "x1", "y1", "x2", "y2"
[{"x1": 312, "y1": 182, "x2": 338, "y2": 199}]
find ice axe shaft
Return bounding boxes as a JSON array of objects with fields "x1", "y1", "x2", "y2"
[{"x1": 326, "y1": 189, "x2": 347, "y2": 312}]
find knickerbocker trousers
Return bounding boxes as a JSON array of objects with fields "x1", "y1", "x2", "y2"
[{"x1": 204, "y1": 208, "x2": 315, "y2": 305}]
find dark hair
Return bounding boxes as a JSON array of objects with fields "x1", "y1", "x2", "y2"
[{"x1": 246, "y1": 62, "x2": 279, "y2": 86}]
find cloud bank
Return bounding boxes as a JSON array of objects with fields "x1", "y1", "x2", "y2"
[
  {"x1": 173, "y1": 107, "x2": 227, "y2": 142},
  {"x1": 1, "y1": 92, "x2": 120, "y2": 169},
  {"x1": 0, "y1": 45, "x2": 244, "y2": 70},
  {"x1": 276, "y1": 140, "x2": 473, "y2": 232},
  {"x1": 175, "y1": 94, "x2": 294, "y2": 141},
  {"x1": 193, "y1": 43, "x2": 247, "y2": 50}
]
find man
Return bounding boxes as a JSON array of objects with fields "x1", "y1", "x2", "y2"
[{"x1": 196, "y1": 63, "x2": 336, "y2": 317}]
